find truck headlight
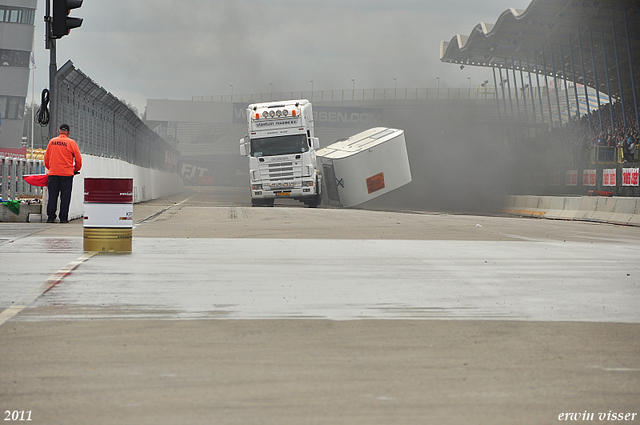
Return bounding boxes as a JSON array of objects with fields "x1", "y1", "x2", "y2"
[
  {"x1": 302, "y1": 181, "x2": 314, "y2": 187},
  {"x1": 251, "y1": 184, "x2": 263, "y2": 190}
]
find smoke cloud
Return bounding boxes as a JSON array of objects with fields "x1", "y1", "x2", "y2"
[{"x1": 33, "y1": 0, "x2": 531, "y2": 112}]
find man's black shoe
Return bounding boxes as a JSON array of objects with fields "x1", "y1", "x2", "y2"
[
  {"x1": 47, "y1": 219, "x2": 55, "y2": 223},
  {"x1": 60, "y1": 219, "x2": 69, "y2": 223}
]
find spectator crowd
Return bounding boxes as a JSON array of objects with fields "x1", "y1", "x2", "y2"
[{"x1": 576, "y1": 100, "x2": 639, "y2": 164}]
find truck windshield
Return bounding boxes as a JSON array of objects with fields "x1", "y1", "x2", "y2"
[{"x1": 251, "y1": 134, "x2": 308, "y2": 157}]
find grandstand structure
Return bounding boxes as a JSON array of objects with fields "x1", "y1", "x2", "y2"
[
  {"x1": 440, "y1": 0, "x2": 639, "y2": 136},
  {"x1": 440, "y1": 0, "x2": 640, "y2": 198}
]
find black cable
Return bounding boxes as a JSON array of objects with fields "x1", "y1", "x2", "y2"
[{"x1": 36, "y1": 89, "x2": 50, "y2": 127}]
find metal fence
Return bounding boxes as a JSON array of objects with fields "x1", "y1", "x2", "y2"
[
  {"x1": 192, "y1": 87, "x2": 502, "y2": 103},
  {"x1": 191, "y1": 85, "x2": 572, "y2": 104},
  {"x1": 54, "y1": 60, "x2": 179, "y2": 171},
  {"x1": 0, "y1": 157, "x2": 45, "y2": 200},
  {"x1": 588, "y1": 146, "x2": 639, "y2": 164}
]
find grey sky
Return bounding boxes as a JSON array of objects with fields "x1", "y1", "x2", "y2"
[{"x1": 31, "y1": 0, "x2": 532, "y2": 112}]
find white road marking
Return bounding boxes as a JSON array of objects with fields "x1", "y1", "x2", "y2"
[{"x1": 0, "y1": 252, "x2": 96, "y2": 327}]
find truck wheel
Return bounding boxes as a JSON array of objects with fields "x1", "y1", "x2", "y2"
[{"x1": 304, "y1": 191, "x2": 322, "y2": 208}]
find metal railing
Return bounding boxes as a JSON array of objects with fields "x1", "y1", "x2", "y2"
[
  {"x1": 192, "y1": 86, "x2": 506, "y2": 103},
  {"x1": 0, "y1": 157, "x2": 45, "y2": 200},
  {"x1": 588, "y1": 146, "x2": 638, "y2": 164},
  {"x1": 190, "y1": 86, "x2": 574, "y2": 104}
]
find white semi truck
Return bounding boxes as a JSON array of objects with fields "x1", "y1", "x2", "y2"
[{"x1": 240, "y1": 99, "x2": 322, "y2": 207}]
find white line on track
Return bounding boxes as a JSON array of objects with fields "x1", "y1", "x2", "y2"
[
  {"x1": 0, "y1": 191, "x2": 198, "y2": 327},
  {"x1": 135, "y1": 190, "x2": 200, "y2": 227},
  {"x1": 0, "y1": 252, "x2": 96, "y2": 327}
]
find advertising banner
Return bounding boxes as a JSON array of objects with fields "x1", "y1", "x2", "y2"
[
  {"x1": 233, "y1": 103, "x2": 250, "y2": 124},
  {"x1": 603, "y1": 169, "x2": 616, "y2": 187},
  {"x1": 622, "y1": 168, "x2": 639, "y2": 186},
  {"x1": 233, "y1": 103, "x2": 383, "y2": 129},
  {"x1": 313, "y1": 106, "x2": 383, "y2": 128},
  {"x1": 0, "y1": 147, "x2": 27, "y2": 160},
  {"x1": 565, "y1": 170, "x2": 577, "y2": 186},
  {"x1": 582, "y1": 169, "x2": 596, "y2": 186}
]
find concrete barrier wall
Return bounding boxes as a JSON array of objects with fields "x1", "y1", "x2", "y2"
[
  {"x1": 45, "y1": 155, "x2": 183, "y2": 221},
  {"x1": 546, "y1": 197, "x2": 566, "y2": 219},
  {"x1": 503, "y1": 195, "x2": 640, "y2": 227}
]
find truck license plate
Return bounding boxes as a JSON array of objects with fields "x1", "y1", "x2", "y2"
[{"x1": 276, "y1": 192, "x2": 291, "y2": 197}]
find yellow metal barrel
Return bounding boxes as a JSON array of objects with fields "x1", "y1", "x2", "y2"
[
  {"x1": 83, "y1": 178, "x2": 134, "y2": 253},
  {"x1": 83, "y1": 228, "x2": 132, "y2": 252}
]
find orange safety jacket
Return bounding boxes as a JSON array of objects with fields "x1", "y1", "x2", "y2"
[{"x1": 44, "y1": 134, "x2": 83, "y2": 176}]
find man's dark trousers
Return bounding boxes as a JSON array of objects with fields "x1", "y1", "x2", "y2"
[{"x1": 47, "y1": 175, "x2": 74, "y2": 222}]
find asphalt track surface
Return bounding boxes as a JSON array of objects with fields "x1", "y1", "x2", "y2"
[{"x1": 1, "y1": 186, "x2": 639, "y2": 424}]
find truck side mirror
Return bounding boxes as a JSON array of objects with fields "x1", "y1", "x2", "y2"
[
  {"x1": 311, "y1": 137, "x2": 320, "y2": 149},
  {"x1": 239, "y1": 138, "x2": 247, "y2": 156}
]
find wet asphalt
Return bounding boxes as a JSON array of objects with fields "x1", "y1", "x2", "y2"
[{"x1": 1, "y1": 186, "x2": 639, "y2": 424}]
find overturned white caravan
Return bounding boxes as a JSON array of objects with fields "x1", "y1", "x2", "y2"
[{"x1": 316, "y1": 127, "x2": 412, "y2": 208}]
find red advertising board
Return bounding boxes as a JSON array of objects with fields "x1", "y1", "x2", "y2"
[
  {"x1": 622, "y1": 168, "x2": 639, "y2": 186},
  {"x1": 0, "y1": 147, "x2": 27, "y2": 160},
  {"x1": 582, "y1": 169, "x2": 596, "y2": 186},
  {"x1": 603, "y1": 169, "x2": 616, "y2": 187},
  {"x1": 198, "y1": 176, "x2": 214, "y2": 186},
  {"x1": 565, "y1": 170, "x2": 577, "y2": 186},
  {"x1": 84, "y1": 178, "x2": 134, "y2": 203}
]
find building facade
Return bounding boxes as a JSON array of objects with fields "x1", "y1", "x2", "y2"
[{"x1": 0, "y1": 0, "x2": 36, "y2": 148}]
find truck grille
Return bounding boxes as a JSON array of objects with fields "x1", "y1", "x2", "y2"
[
  {"x1": 261, "y1": 161, "x2": 302, "y2": 184},
  {"x1": 268, "y1": 162, "x2": 294, "y2": 178}
]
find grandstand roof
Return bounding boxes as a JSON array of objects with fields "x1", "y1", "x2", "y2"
[{"x1": 440, "y1": 0, "x2": 640, "y2": 100}]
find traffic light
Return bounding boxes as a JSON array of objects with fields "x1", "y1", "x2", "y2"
[{"x1": 52, "y1": 0, "x2": 83, "y2": 39}]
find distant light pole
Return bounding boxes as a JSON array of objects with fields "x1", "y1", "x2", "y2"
[
  {"x1": 467, "y1": 76, "x2": 471, "y2": 98},
  {"x1": 351, "y1": 78, "x2": 355, "y2": 100},
  {"x1": 394, "y1": 77, "x2": 397, "y2": 99},
  {"x1": 436, "y1": 76, "x2": 440, "y2": 99},
  {"x1": 269, "y1": 82, "x2": 273, "y2": 101},
  {"x1": 310, "y1": 80, "x2": 314, "y2": 100}
]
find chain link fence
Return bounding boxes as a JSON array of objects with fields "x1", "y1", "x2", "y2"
[
  {"x1": 1, "y1": 61, "x2": 180, "y2": 201},
  {"x1": 54, "y1": 60, "x2": 179, "y2": 171}
]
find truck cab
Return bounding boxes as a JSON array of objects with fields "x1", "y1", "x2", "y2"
[{"x1": 240, "y1": 99, "x2": 322, "y2": 207}]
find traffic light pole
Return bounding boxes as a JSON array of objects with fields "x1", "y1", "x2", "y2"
[
  {"x1": 49, "y1": 42, "x2": 57, "y2": 140},
  {"x1": 45, "y1": 0, "x2": 57, "y2": 139},
  {"x1": 44, "y1": 0, "x2": 83, "y2": 139}
]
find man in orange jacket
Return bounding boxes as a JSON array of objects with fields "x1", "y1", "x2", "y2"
[{"x1": 44, "y1": 124, "x2": 82, "y2": 223}]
